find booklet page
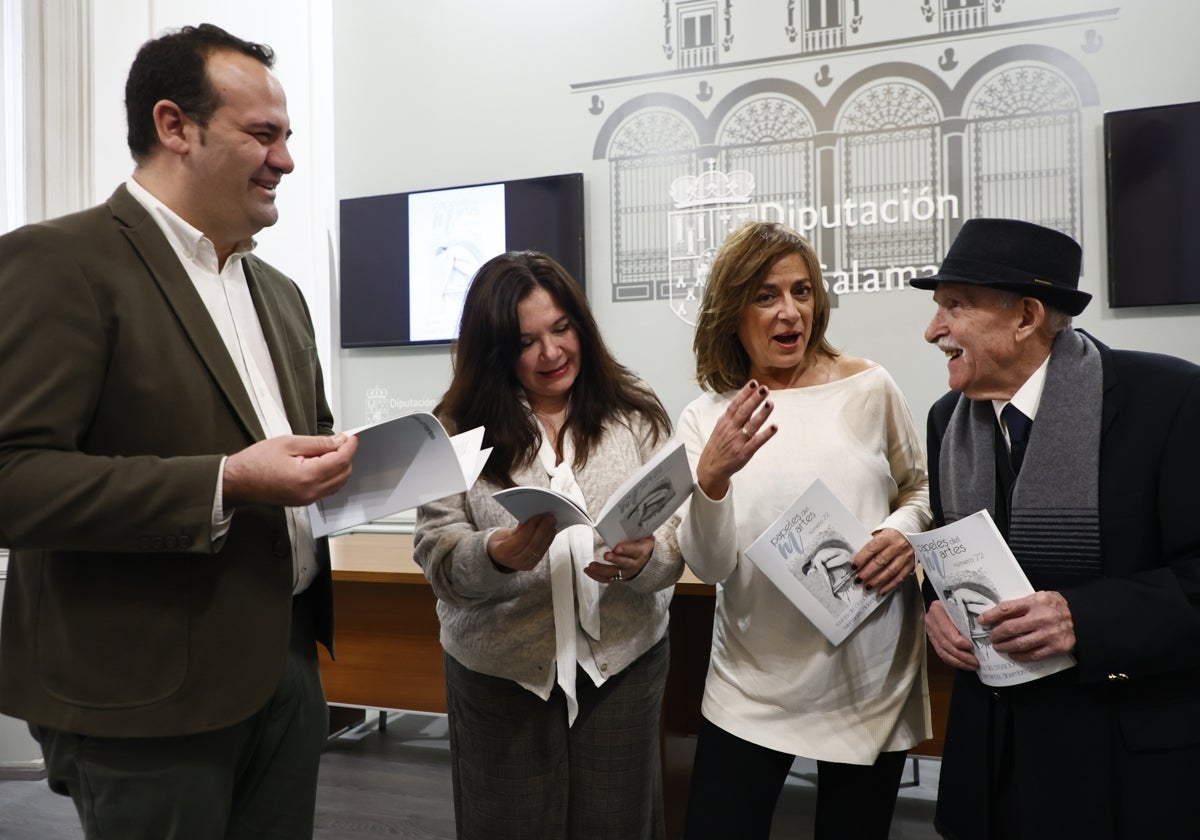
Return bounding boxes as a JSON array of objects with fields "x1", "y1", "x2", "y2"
[
  {"x1": 593, "y1": 440, "x2": 693, "y2": 548},
  {"x1": 743, "y1": 478, "x2": 888, "y2": 646},
  {"x1": 491, "y1": 486, "x2": 594, "y2": 532},
  {"x1": 308, "y1": 412, "x2": 487, "y2": 537},
  {"x1": 491, "y1": 439, "x2": 694, "y2": 548},
  {"x1": 906, "y1": 510, "x2": 1076, "y2": 686}
]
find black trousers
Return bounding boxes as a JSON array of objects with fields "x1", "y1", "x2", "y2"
[
  {"x1": 683, "y1": 717, "x2": 908, "y2": 840},
  {"x1": 33, "y1": 589, "x2": 328, "y2": 840}
]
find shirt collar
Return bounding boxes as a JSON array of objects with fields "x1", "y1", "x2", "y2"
[
  {"x1": 992, "y1": 351, "x2": 1050, "y2": 426},
  {"x1": 125, "y1": 176, "x2": 256, "y2": 267}
]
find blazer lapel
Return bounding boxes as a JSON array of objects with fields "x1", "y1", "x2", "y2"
[
  {"x1": 108, "y1": 186, "x2": 265, "y2": 442},
  {"x1": 242, "y1": 258, "x2": 307, "y2": 434},
  {"x1": 1089, "y1": 330, "x2": 1119, "y2": 440}
]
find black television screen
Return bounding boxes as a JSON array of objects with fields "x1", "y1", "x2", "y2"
[
  {"x1": 339, "y1": 173, "x2": 585, "y2": 347},
  {"x1": 1104, "y1": 100, "x2": 1200, "y2": 308}
]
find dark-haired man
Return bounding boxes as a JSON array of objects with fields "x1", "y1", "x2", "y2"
[
  {"x1": 913, "y1": 218, "x2": 1200, "y2": 839},
  {"x1": 0, "y1": 23, "x2": 356, "y2": 838}
]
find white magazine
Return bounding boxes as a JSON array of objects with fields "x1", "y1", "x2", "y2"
[
  {"x1": 743, "y1": 478, "x2": 888, "y2": 646},
  {"x1": 906, "y1": 510, "x2": 1076, "y2": 686},
  {"x1": 308, "y1": 412, "x2": 490, "y2": 538},
  {"x1": 492, "y1": 439, "x2": 693, "y2": 548}
]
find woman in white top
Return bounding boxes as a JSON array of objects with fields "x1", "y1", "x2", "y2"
[
  {"x1": 414, "y1": 251, "x2": 683, "y2": 839},
  {"x1": 678, "y1": 221, "x2": 932, "y2": 840}
]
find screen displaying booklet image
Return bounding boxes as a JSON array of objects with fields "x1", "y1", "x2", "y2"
[
  {"x1": 491, "y1": 439, "x2": 693, "y2": 549},
  {"x1": 308, "y1": 412, "x2": 491, "y2": 538},
  {"x1": 905, "y1": 510, "x2": 1076, "y2": 687},
  {"x1": 743, "y1": 478, "x2": 886, "y2": 646}
]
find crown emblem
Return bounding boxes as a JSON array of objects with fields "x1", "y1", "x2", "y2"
[
  {"x1": 669, "y1": 159, "x2": 755, "y2": 208},
  {"x1": 365, "y1": 386, "x2": 390, "y2": 423}
]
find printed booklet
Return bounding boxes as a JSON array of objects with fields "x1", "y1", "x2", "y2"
[
  {"x1": 491, "y1": 439, "x2": 693, "y2": 548},
  {"x1": 743, "y1": 478, "x2": 888, "y2": 646},
  {"x1": 906, "y1": 510, "x2": 1076, "y2": 686},
  {"x1": 308, "y1": 412, "x2": 491, "y2": 538}
]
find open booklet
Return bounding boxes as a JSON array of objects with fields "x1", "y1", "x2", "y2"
[
  {"x1": 905, "y1": 510, "x2": 1076, "y2": 687},
  {"x1": 308, "y1": 412, "x2": 491, "y2": 538},
  {"x1": 743, "y1": 478, "x2": 891, "y2": 646},
  {"x1": 491, "y1": 439, "x2": 693, "y2": 549}
]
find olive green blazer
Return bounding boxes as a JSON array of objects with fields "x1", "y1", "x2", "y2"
[{"x1": 0, "y1": 185, "x2": 335, "y2": 738}]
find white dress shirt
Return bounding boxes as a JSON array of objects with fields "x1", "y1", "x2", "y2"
[
  {"x1": 993, "y1": 353, "x2": 1051, "y2": 452},
  {"x1": 126, "y1": 176, "x2": 317, "y2": 593}
]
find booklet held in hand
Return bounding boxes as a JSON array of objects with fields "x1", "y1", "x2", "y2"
[
  {"x1": 492, "y1": 439, "x2": 693, "y2": 548},
  {"x1": 905, "y1": 510, "x2": 1075, "y2": 686},
  {"x1": 308, "y1": 412, "x2": 490, "y2": 537},
  {"x1": 743, "y1": 478, "x2": 892, "y2": 646}
]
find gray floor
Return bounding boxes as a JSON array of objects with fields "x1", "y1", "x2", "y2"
[{"x1": 0, "y1": 711, "x2": 940, "y2": 839}]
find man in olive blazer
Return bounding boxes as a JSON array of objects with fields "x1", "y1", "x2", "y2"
[{"x1": 0, "y1": 24, "x2": 356, "y2": 839}]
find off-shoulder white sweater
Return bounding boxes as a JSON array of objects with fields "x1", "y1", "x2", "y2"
[{"x1": 678, "y1": 365, "x2": 932, "y2": 764}]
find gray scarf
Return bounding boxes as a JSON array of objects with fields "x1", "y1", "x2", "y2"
[{"x1": 940, "y1": 328, "x2": 1103, "y2": 586}]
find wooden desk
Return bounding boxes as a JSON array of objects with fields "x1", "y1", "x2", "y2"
[
  {"x1": 320, "y1": 532, "x2": 447, "y2": 713},
  {"x1": 323, "y1": 531, "x2": 950, "y2": 748},
  {"x1": 322, "y1": 532, "x2": 953, "y2": 836},
  {"x1": 319, "y1": 531, "x2": 723, "y2": 721}
]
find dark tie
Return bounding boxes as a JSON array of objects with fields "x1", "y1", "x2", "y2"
[{"x1": 1002, "y1": 403, "x2": 1032, "y2": 474}]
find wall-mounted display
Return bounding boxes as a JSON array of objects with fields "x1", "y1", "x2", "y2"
[
  {"x1": 1105, "y1": 100, "x2": 1200, "y2": 308},
  {"x1": 339, "y1": 172, "x2": 585, "y2": 347}
]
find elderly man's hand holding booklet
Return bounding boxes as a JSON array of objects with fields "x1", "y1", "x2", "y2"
[{"x1": 905, "y1": 510, "x2": 1076, "y2": 687}]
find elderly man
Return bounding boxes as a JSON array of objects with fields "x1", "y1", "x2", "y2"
[{"x1": 912, "y1": 218, "x2": 1200, "y2": 839}]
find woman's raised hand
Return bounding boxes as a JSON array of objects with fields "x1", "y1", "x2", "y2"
[{"x1": 695, "y1": 380, "x2": 777, "y2": 500}]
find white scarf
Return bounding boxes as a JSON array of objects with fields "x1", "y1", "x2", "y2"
[{"x1": 535, "y1": 429, "x2": 602, "y2": 725}]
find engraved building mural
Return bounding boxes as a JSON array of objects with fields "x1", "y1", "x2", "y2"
[{"x1": 577, "y1": 0, "x2": 1105, "y2": 323}]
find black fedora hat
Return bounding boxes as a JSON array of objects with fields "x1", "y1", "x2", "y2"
[{"x1": 910, "y1": 218, "x2": 1091, "y2": 316}]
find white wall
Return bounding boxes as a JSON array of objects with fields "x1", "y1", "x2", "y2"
[{"x1": 331, "y1": 0, "x2": 1200, "y2": 429}]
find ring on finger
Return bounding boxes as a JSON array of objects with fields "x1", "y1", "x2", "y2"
[
  {"x1": 874, "y1": 556, "x2": 888, "y2": 567},
  {"x1": 614, "y1": 570, "x2": 623, "y2": 581},
  {"x1": 740, "y1": 425, "x2": 751, "y2": 439}
]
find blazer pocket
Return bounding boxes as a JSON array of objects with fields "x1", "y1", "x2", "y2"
[
  {"x1": 291, "y1": 344, "x2": 317, "y2": 372},
  {"x1": 36, "y1": 553, "x2": 188, "y2": 709},
  {"x1": 1117, "y1": 687, "x2": 1200, "y2": 752}
]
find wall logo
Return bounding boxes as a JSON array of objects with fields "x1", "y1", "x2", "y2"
[
  {"x1": 574, "y1": 2, "x2": 1110, "y2": 314},
  {"x1": 365, "y1": 386, "x2": 390, "y2": 424},
  {"x1": 666, "y1": 160, "x2": 756, "y2": 323},
  {"x1": 364, "y1": 386, "x2": 437, "y2": 423}
]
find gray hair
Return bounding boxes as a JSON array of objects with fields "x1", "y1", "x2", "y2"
[{"x1": 995, "y1": 290, "x2": 1073, "y2": 334}]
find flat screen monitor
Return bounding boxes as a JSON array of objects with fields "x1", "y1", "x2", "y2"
[
  {"x1": 339, "y1": 172, "x2": 586, "y2": 347},
  {"x1": 1104, "y1": 100, "x2": 1200, "y2": 308}
]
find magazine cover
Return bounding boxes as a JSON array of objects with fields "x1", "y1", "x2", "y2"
[
  {"x1": 743, "y1": 478, "x2": 886, "y2": 646},
  {"x1": 309, "y1": 412, "x2": 489, "y2": 537},
  {"x1": 907, "y1": 510, "x2": 1076, "y2": 686},
  {"x1": 492, "y1": 439, "x2": 693, "y2": 547}
]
